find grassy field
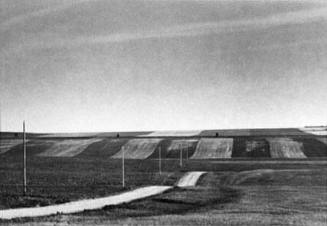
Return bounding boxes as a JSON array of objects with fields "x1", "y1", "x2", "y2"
[
  {"x1": 0, "y1": 156, "x2": 186, "y2": 209},
  {"x1": 1, "y1": 148, "x2": 326, "y2": 210},
  {"x1": 1, "y1": 163, "x2": 326, "y2": 225},
  {"x1": 0, "y1": 134, "x2": 326, "y2": 225}
]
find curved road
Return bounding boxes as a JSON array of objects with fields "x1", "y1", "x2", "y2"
[
  {"x1": 0, "y1": 171, "x2": 206, "y2": 220},
  {"x1": 0, "y1": 186, "x2": 171, "y2": 220}
]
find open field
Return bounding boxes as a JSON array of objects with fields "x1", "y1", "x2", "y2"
[
  {"x1": 0, "y1": 129, "x2": 327, "y2": 225},
  {"x1": 0, "y1": 172, "x2": 206, "y2": 219},
  {"x1": 1, "y1": 149, "x2": 326, "y2": 210},
  {"x1": 1, "y1": 162, "x2": 325, "y2": 225}
]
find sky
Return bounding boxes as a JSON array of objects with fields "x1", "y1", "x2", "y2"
[{"x1": 0, "y1": 0, "x2": 327, "y2": 132}]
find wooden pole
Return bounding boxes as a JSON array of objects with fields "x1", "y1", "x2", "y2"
[
  {"x1": 179, "y1": 144, "x2": 183, "y2": 167},
  {"x1": 186, "y1": 145, "x2": 190, "y2": 159},
  {"x1": 0, "y1": 102, "x2": 2, "y2": 148},
  {"x1": 122, "y1": 146, "x2": 125, "y2": 188},
  {"x1": 23, "y1": 121, "x2": 27, "y2": 195},
  {"x1": 159, "y1": 146, "x2": 162, "y2": 175}
]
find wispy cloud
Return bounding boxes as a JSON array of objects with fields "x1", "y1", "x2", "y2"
[
  {"x1": 249, "y1": 39, "x2": 327, "y2": 51},
  {"x1": 5, "y1": 6, "x2": 327, "y2": 54},
  {"x1": 0, "y1": 0, "x2": 97, "y2": 32}
]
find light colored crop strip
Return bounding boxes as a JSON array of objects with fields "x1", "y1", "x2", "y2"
[
  {"x1": 38, "y1": 139, "x2": 101, "y2": 157},
  {"x1": 191, "y1": 138, "x2": 233, "y2": 159},
  {"x1": 267, "y1": 138, "x2": 306, "y2": 158},
  {"x1": 176, "y1": 171, "x2": 207, "y2": 187},
  {"x1": 111, "y1": 139, "x2": 162, "y2": 159},
  {"x1": 0, "y1": 186, "x2": 172, "y2": 220}
]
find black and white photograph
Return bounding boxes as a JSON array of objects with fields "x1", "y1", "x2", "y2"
[{"x1": 0, "y1": 0, "x2": 327, "y2": 225}]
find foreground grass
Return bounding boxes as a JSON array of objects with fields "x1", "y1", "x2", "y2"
[
  {"x1": 0, "y1": 156, "x2": 185, "y2": 209},
  {"x1": 1, "y1": 164, "x2": 326, "y2": 225},
  {"x1": 1, "y1": 151, "x2": 326, "y2": 208}
]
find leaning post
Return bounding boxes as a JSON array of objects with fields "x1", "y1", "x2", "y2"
[
  {"x1": 23, "y1": 121, "x2": 27, "y2": 196},
  {"x1": 179, "y1": 143, "x2": 183, "y2": 167},
  {"x1": 122, "y1": 146, "x2": 125, "y2": 188},
  {"x1": 159, "y1": 145, "x2": 162, "y2": 175}
]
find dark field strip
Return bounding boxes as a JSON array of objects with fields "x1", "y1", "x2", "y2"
[
  {"x1": 1, "y1": 141, "x2": 54, "y2": 158},
  {"x1": 77, "y1": 138, "x2": 128, "y2": 158},
  {"x1": 166, "y1": 146, "x2": 196, "y2": 159},
  {"x1": 232, "y1": 137, "x2": 271, "y2": 158},
  {"x1": 148, "y1": 139, "x2": 198, "y2": 159},
  {"x1": 231, "y1": 137, "x2": 246, "y2": 158},
  {"x1": 245, "y1": 139, "x2": 270, "y2": 157},
  {"x1": 147, "y1": 139, "x2": 172, "y2": 159},
  {"x1": 293, "y1": 138, "x2": 327, "y2": 157}
]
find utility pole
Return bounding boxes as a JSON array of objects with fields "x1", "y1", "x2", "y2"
[
  {"x1": 23, "y1": 121, "x2": 27, "y2": 196},
  {"x1": 0, "y1": 102, "x2": 2, "y2": 148},
  {"x1": 179, "y1": 143, "x2": 183, "y2": 167},
  {"x1": 1, "y1": 57, "x2": 4, "y2": 149},
  {"x1": 122, "y1": 145, "x2": 125, "y2": 188},
  {"x1": 159, "y1": 146, "x2": 162, "y2": 175},
  {"x1": 186, "y1": 145, "x2": 190, "y2": 159}
]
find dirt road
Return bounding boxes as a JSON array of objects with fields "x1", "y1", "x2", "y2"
[
  {"x1": 0, "y1": 186, "x2": 171, "y2": 220},
  {"x1": 0, "y1": 171, "x2": 205, "y2": 220}
]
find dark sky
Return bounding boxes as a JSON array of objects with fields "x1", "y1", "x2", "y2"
[{"x1": 1, "y1": 0, "x2": 327, "y2": 132}]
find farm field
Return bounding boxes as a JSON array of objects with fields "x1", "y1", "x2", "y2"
[
  {"x1": 0, "y1": 160, "x2": 326, "y2": 225},
  {"x1": 0, "y1": 129, "x2": 327, "y2": 225}
]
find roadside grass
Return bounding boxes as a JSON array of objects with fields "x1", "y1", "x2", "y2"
[
  {"x1": 75, "y1": 167, "x2": 327, "y2": 225},
  {"x1": 79, "y1": 186, "x2": 240, "y2": 218},
  {"x1": 0, "y1": 155, "x2": 188, "y2": 209},
  {"x1": 1, "y1": 154, "x2": 326, "y2": 210},
  {"x1": 3, "y1": 185, "x2": 240, "y2": 224},
  {"x1": 0, "y1": 165, "x2": 326, "y2": 225}
]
